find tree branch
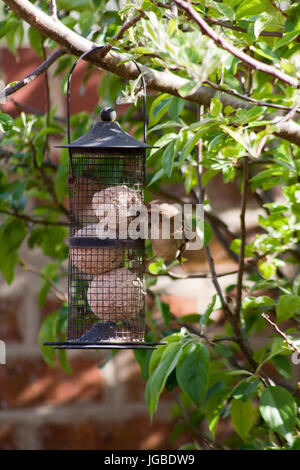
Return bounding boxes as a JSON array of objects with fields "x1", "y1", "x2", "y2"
[
  {"x1": 3, "y1": 0, "x2": 300, "y2": 146},
  {"x1": 174, "y1": 0, "x2": 298, "y2": 88},
  {"x1": 4, "y1": 48, "x2": 65, "y2": 97}
]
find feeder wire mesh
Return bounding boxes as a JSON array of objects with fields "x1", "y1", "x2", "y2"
[{"x1": 44, "y1": 46, "x2": 164, "y2": 350}]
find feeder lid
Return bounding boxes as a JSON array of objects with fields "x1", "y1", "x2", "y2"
[{"x1": 56, "y1": 107, "x2": 153, "y2": 150}]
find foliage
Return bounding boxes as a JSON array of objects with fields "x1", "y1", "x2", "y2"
[{"x1": 0, "y1": 0, "x2": 300, "y2": 450}]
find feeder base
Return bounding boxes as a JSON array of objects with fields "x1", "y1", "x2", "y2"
[{"x1": 43, "y1": 341, "x2": 166, "y2": 350}]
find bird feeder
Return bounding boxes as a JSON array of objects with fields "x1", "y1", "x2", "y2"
[{"x1": 45, "y1": 47, "x2": 162, "y2": 350}]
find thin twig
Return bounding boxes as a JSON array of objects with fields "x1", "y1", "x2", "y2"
[
  {"x1": 270, "y1": 0, "x2": 288, "y2": 18},
  {"x1": 195, "y1": 107, "x2": 258, "y2": 371},
  {"x1": 174, "y1": 0, "x2": 299, "y2": 88},
  {"x1": 10, "y1": 98, "x2": 65, "y2": 123},
  {"x1": 172, "y1": 390, "x2": 223, "y2": 450},
  {"x1": 31, "y1": 144, "x2": 69, "y2": 217},
  {"x1": 42, "y1": 40, "x2": 51, "y2": 162},
  {"x1": 19, "y1": 259, "x2": 67, "y2": 303},
  {"x1": 203, "y1": 80, "x2": 300, "y2": 114},
  {"x1": 148, "y1": 269, "x2": 239, "y2": 279},
  {"x1": 4, "y1": 48, "x2": 65, "y2": 97},
  {"x1": 234, "y1": 157, "x2": 249, "y2": 323},
  {"x1": 172, "y1": 314, "x2": 240, "y2": 344},
  {"x1": 205, "y1": 15, "x2": 287, "y2": 38},
  {"x1": 262, "y1": 313, "x2": 300, "y2": 355},
  {"x1": 0, "y1": 208, "x2": 68, "y2": 226},
  {"x1": 247, "y1": 65, "x2": 253, "y2": 96},
  {"x1": 99, "y1": 11, "x2": 145, "y2": 58},
  {"x1": 157, "y1": 185, "x2": 238, "y2": 240},
  {"x1": 195, "y1": 107, "x2": 233, "y2": 321},
  {"x1": 273, "y1": 96, "x2": 300, "y2": 125}
]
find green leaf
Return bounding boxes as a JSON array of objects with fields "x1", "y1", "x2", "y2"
[
  {"x1": 35, "y1": 146, "x2": 44, "y2": 167},
  {"x1": 242, "y1": 296, "x2": 274, "y2": 313},
  {"x1": 231, "y1": 398, "x2": 254, "y2": 441},
  {"x1": 58, "y1": 348, "x2": 72, "y2": 374},
  {"x1": 221, "y1": 125, "x2": 251, "y2": 153},
  {"x1": 57, "y1": 0, "x2": 92, "y2": 12},
  {"x1": 0, "y1": 250, "x2": 19, "y2": 284},
  {"x1": 148, "y1": 168, "x2": 165, "y2": 186},
  {"x1": 0, "y1": 113, "x2": 14, "y2": 132},
  {"x1": 230, "y1": 238, "x2": 254, "y2": 257},
  {"x1": 252, "y1": 13, "x2": 274, "y2": 40},
  {"x1": 258, "y1": 260, "x2": 276, "y2": 280},
  {"x1": 210, "y1": 97, "x2": 223, "y2": 117},
  {"x1": 54, "y1": 153, "x2": 68, "y2": 203},
  {"x1": 276, "y1": 295, "x2": 300, "y2": 322},
  {"x1": 176, "y1": 343, "x2": 210, "y2": 407},
  {"x1": 148, "y1": 258, "x2": 166, "y2": 274},
  {"x1": 0, "y1": 218, "x2": 27, "y2": 284},
  {"x1": 259, "y1": 386, "x2": 297, "y2": 438},
  {"x1": 255, "y1": 338, "x2": 285, "y2": 368},
  {"x1": 180, "y1": 313, "x2": 202, "y2": 323},
  {"x1": 145, "y1": 342, "x2": 182, "y2": 417},
  {"x1": 38, "y1": 280, "x2": 51, "y2": 308},
  {"x1": 273, "y1": 30, "x2": 300, "y2": 50},
  {"x1": 28, "y1": 27, "x2": 43, "y2": 58},
  {"x1": 203, "y1": 220, "x2": 213, "y2": 246},
  {"x1": 149, "y1": 94, "x2": 171, "y2": 127},
  {"x1": 150, "y1": 132, "x2": 178, "y2": 157},
  {"x1": 168, "y1": 96, "x2": 185, "y2": 121},
  {"x1": 178, "y1": 80, "x2": 198, "y2": 98},
  {"x1": 38, "y1": 311, "x2": 58, "y2": 367},
  {"x1": 168, "y1": 16, "x2": 177, "y2": 36},
  {"x1": 200, "y1": 294, "x2": 218, "y2": 326},
  {"x1": 133, "y1": 349, "x2": 152, "y2": 381},
  {"x1": 39, "y1": 226, "x2": 68, "y2": 260},
  {"x1": 148, "y1": 333, "x2": 181, "y2": 376},
  {"x1": 232, "y1": 378, "x2": 260, "y2": 402},
  {"x1": 204, "y1": 384, "x2": 231, "y2": 438},
  {"x1": 214, "y1": 343, "x2": 233, "y2": 358},
  {"x1": 235, "y1": 0, "x2": 269, "y2": 19},
  {"x1": 155, "y1": 297, "x2": 172, "y2": 326},
  {"x1": 272, "y1": 355, "x2": 293, "y2": 381},
  {"x1": 212, "y1": 1, "x2": 235, "y2": 21},
  {"x1": 162, "y1": 140, "x2": 176, "y2": 178}
]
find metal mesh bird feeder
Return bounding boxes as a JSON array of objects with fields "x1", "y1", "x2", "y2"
[{"x1": 45, "y1": 47, "x2": 162, "y2": 350}]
